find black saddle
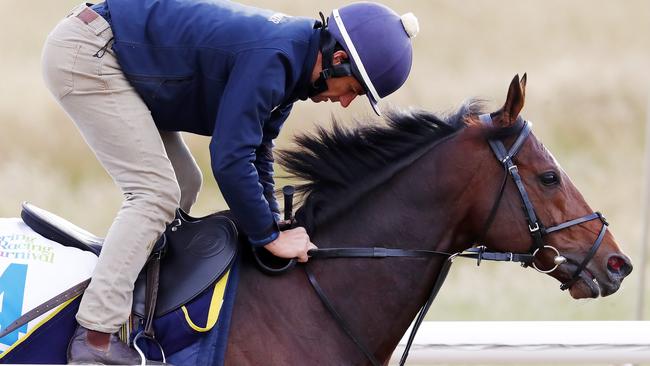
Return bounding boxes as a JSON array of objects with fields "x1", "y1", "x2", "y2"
[{"x1": 20, "y1": 202, "x2": 238, "y2": 318}]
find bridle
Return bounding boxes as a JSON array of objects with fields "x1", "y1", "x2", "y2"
[
  {"x1": 477, "y1": 113, "x2": 608, "y2": 290},
  {"x1": 272, "y1": 114, "x2": 610, "y2": 366}
]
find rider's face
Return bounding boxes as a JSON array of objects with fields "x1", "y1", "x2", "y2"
[
  {"x1": 309, "y1": 75, "x2": 365, "y2": 107},
  {"x1": 309, "y1": 50, "x2": 366, "y2": 108}
]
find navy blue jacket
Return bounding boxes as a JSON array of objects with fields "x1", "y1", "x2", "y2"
[{"x1": 97, "y1": 0, "x2": 320, "y2": 245}]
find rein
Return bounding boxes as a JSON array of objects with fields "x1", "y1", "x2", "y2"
[
  {"x1": 305, "y1": 246, "x2": 534, "y2": 366},
  {"x1": 281, "y1": 114, "x2": 610, "y2": 365}
]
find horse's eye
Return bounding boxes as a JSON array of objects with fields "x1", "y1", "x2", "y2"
[{"x1": 539, "y1": 171, "x2": 560, "y2": 186}]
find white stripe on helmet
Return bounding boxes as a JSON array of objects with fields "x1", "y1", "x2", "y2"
[{"x1": 332, "y1": 9, "x2": 381, "y2": 104}]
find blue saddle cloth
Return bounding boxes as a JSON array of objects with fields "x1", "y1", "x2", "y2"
[
  {"x1": 0, "y1": 297, "x2": 81, "y2": 364},
  {"x1": 172, "y1": 257, "x2": 239, "y2": 366},
  {"x1": 147, "y1": 256, "x2": 240, "y2": 366},
  {"x1": 0, "y1": 204, "x2": 242, "y2": 365},
  {"x1": 0, "y1": 258, "x2": 239, "y2": 365}
]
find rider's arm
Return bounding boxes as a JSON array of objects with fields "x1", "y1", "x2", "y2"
[
  {"x1": 254, "y1": 104, "x2": 293, "y2": 222},
  {"x1": 210, "y1": 49, "x2": 290, "y2": 247}
]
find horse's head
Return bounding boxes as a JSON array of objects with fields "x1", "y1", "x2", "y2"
[
  {"x1": 280, "y1": 73, "x2": 632, "y2": 300},
  {"x1": 472, "y1": 74, "x2": 632, "y2": 299}
]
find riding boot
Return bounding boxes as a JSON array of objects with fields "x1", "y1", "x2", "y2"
[{"x1": 67, "y1": 325, "x2": 167, "y2": 365}]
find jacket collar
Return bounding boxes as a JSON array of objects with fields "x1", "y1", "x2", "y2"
[{"x1": 283, "y1": 25, "x2": 321, "y2": 105}]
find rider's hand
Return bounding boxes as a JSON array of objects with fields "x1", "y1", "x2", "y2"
[{"x1": 264, "y1": 227, "x2": 317, "y2": 263}]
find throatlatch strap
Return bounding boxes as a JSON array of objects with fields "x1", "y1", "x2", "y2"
[{"x1": 477, "y1": 166, "x2": 509, "y2": 241}]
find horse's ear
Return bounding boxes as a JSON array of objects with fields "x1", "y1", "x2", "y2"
[{"x1": 493, "y1": 74, "x2": 526, "y2": 127}]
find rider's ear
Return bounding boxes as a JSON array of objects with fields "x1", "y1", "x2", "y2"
[
  {"x1": 494, "y1": 74, "x2": 526, "y2": 127},
  {"x1": 332, "y1": 50, "x2": 348, "y2": 65}
]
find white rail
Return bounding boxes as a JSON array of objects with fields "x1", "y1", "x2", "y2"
[{"x1": 389, "y1": 321, "x2": 650, "y2": 364}]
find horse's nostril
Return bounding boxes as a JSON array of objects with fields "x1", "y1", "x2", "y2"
[{"x1": 607, "y1": 255, "x2": 632, "y2": 276}]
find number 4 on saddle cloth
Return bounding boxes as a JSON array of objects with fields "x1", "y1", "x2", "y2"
[{"x1": 0, "y1": 202, "x2": 240, "y2": 365}]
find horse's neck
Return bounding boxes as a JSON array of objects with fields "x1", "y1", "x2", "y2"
[{"x1": 309, "y1": 139, "x2": 483, "y2": 361}]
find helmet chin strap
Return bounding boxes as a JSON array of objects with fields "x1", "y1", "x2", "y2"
[{"x1": 308, "y1": 12, "x2": 354, "y2": 97}]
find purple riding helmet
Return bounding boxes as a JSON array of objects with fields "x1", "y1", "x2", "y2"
[{"x1": 326, "y1": 2, "x2": 419, "y2": 115}]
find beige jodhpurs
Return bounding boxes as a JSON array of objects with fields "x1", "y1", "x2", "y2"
[{"x1": 41, "y1": 3, "x2": 203, "y2": 333}]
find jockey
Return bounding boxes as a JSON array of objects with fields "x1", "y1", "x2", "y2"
[{"x1": 41, "y1": 0, "x2": 418, "y2": 364}]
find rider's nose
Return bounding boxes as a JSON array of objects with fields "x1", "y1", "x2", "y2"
[{"x1": 607, "y1": 254, "x2": 632, "y2": 277}]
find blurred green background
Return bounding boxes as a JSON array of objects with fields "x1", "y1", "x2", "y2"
[{"x1": 1, "y1": 0, "x2": 649, "y2": 337}]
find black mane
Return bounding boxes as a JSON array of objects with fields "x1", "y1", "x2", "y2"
[{"x1": 277, "y1": 100, "x2": 486, "y2": 232}]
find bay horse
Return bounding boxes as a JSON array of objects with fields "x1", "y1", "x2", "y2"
[{"x1": 225, "y1": 75, "x2": 633, "y2": 365}]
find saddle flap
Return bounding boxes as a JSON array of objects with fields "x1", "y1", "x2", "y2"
[
  {"x1": 20, "y1": 202, "x2": 103, "y2": 256},
  {"x1": 20, "y1": 202, "x2": 238, "y2": 319},
  {"x1": 132, "y1": 211, "x2": 238, "y2": 318}
]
